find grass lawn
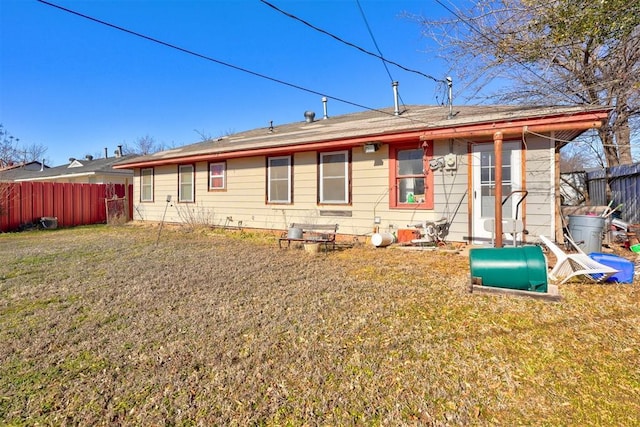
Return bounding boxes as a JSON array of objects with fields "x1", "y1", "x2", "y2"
[{"x1": 1, "y1": 224, "x2": 639, "y2": 425}]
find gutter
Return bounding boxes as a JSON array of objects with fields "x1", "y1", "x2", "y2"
[
  {"x1": 15, "y1": 171, "x2": 130, "y2": 182},
  {"x1": 113, "y1": 109, "x2": 609, "y2": 169}
]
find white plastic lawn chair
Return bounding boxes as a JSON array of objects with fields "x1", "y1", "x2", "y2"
[{"x1": 538, "y1": 235, "x2": 619, "y2": 284}]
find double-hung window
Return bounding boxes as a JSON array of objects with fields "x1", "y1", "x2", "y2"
[
  {"x1": 178, "y1": 164, "x2": 195, "y2": 203},
  {"x1": 267, "y1": 156, "x2": 291, "y2": 203},
  {"x1": 140, "y1": 168, "x2": 154, "y2": 202},
  {"x1": 319, "y1": 150, "x2": 350, "y2": 204},
  {"x1": 209, "y1": 162, "x2": 226, "y2": 190},
  {"x1": 390, "y1": 144, "x2": 433, "y2": 209}
]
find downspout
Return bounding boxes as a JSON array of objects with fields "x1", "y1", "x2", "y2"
[{"x1": 494, "y1": 131, "x2": 503, "y2": 247}]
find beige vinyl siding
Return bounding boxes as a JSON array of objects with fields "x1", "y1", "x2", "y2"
[
  {"x1": 129, "y1": 136, "x2": 556, "y2": 243},
  {"x1": 432, "y1": 139, "x2": 469, "y2": 242},
  {"x1": 521, "y1": 133, "x2": 555, "y2": 240}
]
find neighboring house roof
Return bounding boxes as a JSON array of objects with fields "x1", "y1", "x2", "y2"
[
  {"x1": 114, "y1": 104, "x2": 610, "y2": 169},
  {"x1": 0, "y1": 160, "x2": 49, "y2": 172},
  {"x1": 0, "y1": 156, "x2": 133, "y2": 182}
]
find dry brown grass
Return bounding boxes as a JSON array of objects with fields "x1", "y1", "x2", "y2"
[{"x1": 1, "y1": 224, "x2": 639, "y2": 426}]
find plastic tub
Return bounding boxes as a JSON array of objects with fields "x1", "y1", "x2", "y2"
[{"x1": 588, "y1": 252, "x2": 634, "y2": 283}]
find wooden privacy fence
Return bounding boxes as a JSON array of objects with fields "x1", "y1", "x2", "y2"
[{"x1": 0, "y1": 182, "x2": 133, "y2": 232}]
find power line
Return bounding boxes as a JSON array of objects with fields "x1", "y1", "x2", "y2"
[
  {"x1": 259, "y1": 0, "x2": 444, "y2": 84},
  {"x1": 37, "y1": 0, "x2": 445, "y2": 128},
  {"x1": 36, "y1": 0, "x2": 408, "y2": 119},
  {"x1": 432, "y1": 0, "x2": 580, "y2": 105},
  {"x1": 354, "y1": 0, "x2": 409, "y2": 110},
  {"x1": 355, "y1": 0, "x2": 393, "y2": 82}
]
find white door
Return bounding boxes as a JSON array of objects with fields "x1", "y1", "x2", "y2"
[{"x1": 472, "y1": 142, "x2": 522, "y2": 244}]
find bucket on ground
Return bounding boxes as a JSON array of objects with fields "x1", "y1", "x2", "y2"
[
  {"x1": 469, "y1": 245, "x2": 548, "y2": 292},
  {"x1": 568, "y1": 215, "x2": 605, "y2": 254},
  {"x1": 371, "y1": 232, "x2": 394, "y2": 247},
  {"x1": 304, "y1": 242, "x2": 320, "y2": 255},
  {"x1": 287, "y1": 227, "x2": 303, "y2": 239}
]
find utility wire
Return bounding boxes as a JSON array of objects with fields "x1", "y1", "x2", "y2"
[
  {"x1": 355, "y1": 0, "x2": 393, "y2": 82},
  {"x1": 259, "y1": 0, "x2": 444, "y2": 83},
  {"x1": 37, "y1": 0, "x2": 409, "y2": 119},
  {"x1": 433, "y1": 0, "x2": 581, "y2": 105},
  {"x1": 355, "y1": 0, "x2": 409, "y2": 110}
]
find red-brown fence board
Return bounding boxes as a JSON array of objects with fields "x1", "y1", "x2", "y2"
[
  {"x1": 43, "y1": 182, "x2": 55, "y2": 217},
  {"x1": 53, "y1": 183, "x2": 65, "y2": 224},
  {"x1": 20, "y1": 182, "x2": 34, "y2": 224},
  {"x1": 8, "y1": 184, "x2": 21, "y2": 231},
  {"x1": 62, "y1": 183, "x2": 74, "y2": 227},
  {"x1": 90, "y1": 185, "x2": 100, "y2": 224},
  {"x1": 0, "y1": 182, "x2": 132, "y2": 232},
  {"x1": 32, "y1": 182, "x2": 45, "y2": 220}
]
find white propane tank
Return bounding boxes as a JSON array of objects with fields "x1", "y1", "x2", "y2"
[{"x1": 371, "y1": 232, "x2": 394, "y2": 247}]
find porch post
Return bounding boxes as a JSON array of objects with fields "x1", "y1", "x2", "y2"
[{"x1": 494, "y1": 131, "x2": 503, "y2": 247}]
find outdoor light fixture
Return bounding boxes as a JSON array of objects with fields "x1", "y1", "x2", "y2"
[{"x1": 364, "y1": 143, "x2": 380, "y2": 154}]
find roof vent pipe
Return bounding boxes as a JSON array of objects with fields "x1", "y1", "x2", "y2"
[
  {"x1": 392, "y1": 81, "x2": 400, "y2": 116},
  {"x1": 447, "y1": 76, "x2": 454, "y2": 119},
  {"x1": 322, "y1": 97, "x2": 329, "y2": 119},
  {"x1": 304, "y1": 110, "x2": 315, "y2": 123},
  {"x1": 40, "y1": 159, "x2": 45, "y2": 172},
  {"x1": 104, "y1": 147, "x2": 108, "y2": 158}
]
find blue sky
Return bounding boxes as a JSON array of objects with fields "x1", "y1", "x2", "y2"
[{"x1": 1, "y1": 0, "x2": 456, "y2": 165}]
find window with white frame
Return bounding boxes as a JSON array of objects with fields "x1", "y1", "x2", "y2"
[
  {"x1": 178, "y1": 164, "x2": 194, "y2": 202},
  {"x1": 140, "y1": 168, "x2": 154, "y2": 202},
  {"x1": 267, "y1": 156, "x2": 291, "y2": 203},
  {"x1": 209, "y1": 162, "x2": 226, "y2": 190},
  {"x1": 319, "y1": 150, "x2": 349, "y2": 204}
]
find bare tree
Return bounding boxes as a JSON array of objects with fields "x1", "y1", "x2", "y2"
[
  {"x1": 121, "y1": 135, "x2": 165, "y2": 156},
  {"x1": 416, "y1": 0, "x2": 640, "y2": 167},
  {"x1": 0, "y1": 124, "x2": 48, "y2": 168}
]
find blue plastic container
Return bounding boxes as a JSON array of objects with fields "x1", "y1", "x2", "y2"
[{"x1": 588, "y1": 252, "x2": 635, "y2": 283}]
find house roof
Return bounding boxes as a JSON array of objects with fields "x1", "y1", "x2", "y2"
[
  {"x1": 0, "y1": 160, "x2": 49, "y2": 172},
  {"x1": 0, "y1": 156, "x2": 134, "y2": 182},
  {"x1": 113, "y1": 104, "x2": 610, "y2": 169}
]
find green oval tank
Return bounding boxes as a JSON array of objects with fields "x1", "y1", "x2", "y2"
[{"x1": 469, "y1": 246, "x2": 548, "y2": 293}]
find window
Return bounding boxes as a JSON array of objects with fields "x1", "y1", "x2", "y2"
[
  {"x1": 390, "y1": 144, "x2": 433, "y2": 209},
  {"x1": 209, "y1": 162, "x2": 226, "y2": 190},
  {"x1": 319, "y1": 150, "x2": 350, "y2": 204},
  {"x1": 140, "y1": 168, "x2": 154, "y2": 202},
  {"x1": 267, "y1": 156, "x2": 292, "y2": 203},
  {"x1": 178, "y1": 164, "x2": 194, "y2": 202}
]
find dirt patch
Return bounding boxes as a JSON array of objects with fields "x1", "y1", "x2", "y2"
[{"x1": 1, "y1": 224, "x2": 638, "y2": 425}]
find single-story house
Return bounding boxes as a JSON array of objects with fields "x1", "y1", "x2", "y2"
[
  {"x1": 0, "y1": 152, "x2": 133, "y2": 186},
  {"x1": 113, "y1": 104, "x2": 608, "y2": 245}
]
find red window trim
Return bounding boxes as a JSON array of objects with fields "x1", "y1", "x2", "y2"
[
  {"x1": 317, "y1": 149, "x2": 352, "y2": 206},
  {"x1": 389, "y1": 142, "x2": 434, "y2": 209},
  {"x1": 208, "y1": 161, "x2": 227, "y2": 192},
  {"x1": 265, "y1": 155, "x2": 294, "y2": 205},
  {"x1": 140, "y1": 167, "x2": 154, "y2": 203},
  {"x1": 177, "y1": 163, "x2": 195, "y2": 203}
]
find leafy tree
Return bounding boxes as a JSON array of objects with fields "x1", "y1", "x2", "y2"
[{"x1": 417, "y1": 0, "x2": 640, "y2": 167}]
